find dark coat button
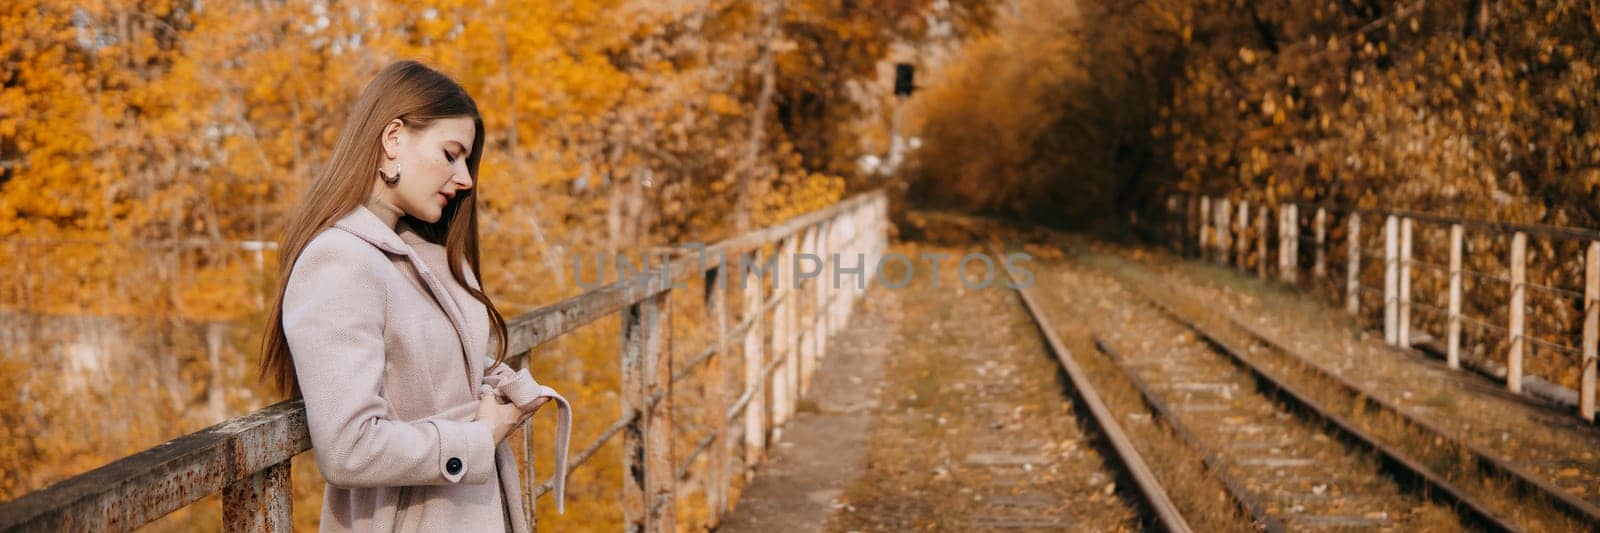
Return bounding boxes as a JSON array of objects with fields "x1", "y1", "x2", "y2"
[{"x1": 446, "y1": 457, "x2": 463, "y2": 475}]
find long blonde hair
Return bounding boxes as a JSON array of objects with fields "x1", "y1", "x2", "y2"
[{"x1": 259, "y1": 60, "x2": 508, "y2": 396}]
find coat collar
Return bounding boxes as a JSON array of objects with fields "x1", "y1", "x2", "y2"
[
  {"x1": 332, "y1": 205, "x2": 410, "y2": 255},
  {"x1": 331, "y1": 206, "x2": 485, "y2": 389}
]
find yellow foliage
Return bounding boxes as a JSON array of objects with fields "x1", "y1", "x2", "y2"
[{"x1": 0, "y1": 0, "x2": 991, "y2": 528}]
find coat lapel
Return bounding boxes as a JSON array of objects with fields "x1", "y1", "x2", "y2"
[
  {"x1": 332, "y1": 207, "x2": 483, "y2": 392},
  {"x1": 397, "y1": 223, "x2": 487, "y2": 382}
]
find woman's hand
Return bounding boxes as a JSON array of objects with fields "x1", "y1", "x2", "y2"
[{"x1": 475, "y1": 393, "x2": 532, "y2": 444}]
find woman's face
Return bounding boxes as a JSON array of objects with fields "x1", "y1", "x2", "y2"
[{"x1": 378, "y1": 116, "x2": 476, "y2": 224}]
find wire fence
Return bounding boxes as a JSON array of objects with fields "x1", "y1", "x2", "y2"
[{"x1": 1168, "y1": 194, "x2": 1599, "y2": 422}]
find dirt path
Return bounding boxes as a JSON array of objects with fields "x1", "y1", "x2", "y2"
[
  {"x1": 722, "y1": 243, "x2": 1146, "y2": 531},
  {"x1": 820, "y1": 244, "x2": 1141, "y2": 532},
  {"x1": 717, "y1": 276, "x2": 899, "y2": 532}
]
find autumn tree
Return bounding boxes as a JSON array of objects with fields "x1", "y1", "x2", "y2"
[{"x1": 1, "y1": 0, "x2": 991, "y2": 528}]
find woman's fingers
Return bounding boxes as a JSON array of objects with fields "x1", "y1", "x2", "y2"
[
  {"x1": 496, "y1": 401, "x2": 525, "y2": 442},
  {"x1": 475, "y1": 392, "x2": 497, "y2": 417},
  {"x1": 476, "y1": 391, "x2": 557, "y2": 442}
]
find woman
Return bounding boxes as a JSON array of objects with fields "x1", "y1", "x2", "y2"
[{"x1": 259, "y1": 60, "x2": 571, "y2": 532}]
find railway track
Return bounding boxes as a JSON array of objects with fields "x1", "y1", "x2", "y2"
[
  {"x1": 1010, "y1": 278, "x2": 1194, "y2": 532},
  {"x1": 1018, "y1": 284, "x2": 1491, "y2": 530},
  {"x1": 1113, "y1": 271, "x2": 1600, "y2": 532},
  {"x1": 1089, "y1": 316, "x2": 1505, "y2": 531},
  {"x1": 1000, "y1": 255, "x2": 1600, "y2": 531}
]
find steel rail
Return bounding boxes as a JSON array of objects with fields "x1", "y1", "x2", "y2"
[{"x1": 1126, "y1": 280, "x2": 1573, "y2": 532}]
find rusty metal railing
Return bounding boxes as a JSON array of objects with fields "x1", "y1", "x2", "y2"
[{"x1": 0, "y1": 191, "x2": 889, "y2": 532}]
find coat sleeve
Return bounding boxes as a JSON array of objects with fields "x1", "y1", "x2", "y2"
[
  {"x1": 484, "y1": 357, "x2": 516, "y2": 382},
  {"x1": 283, "y1": 232, "x2": 497, "y2": 489}
]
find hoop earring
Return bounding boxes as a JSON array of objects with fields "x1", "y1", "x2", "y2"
[{"x1": 378, "y1": 162, "x2": 401, "y2": 185}]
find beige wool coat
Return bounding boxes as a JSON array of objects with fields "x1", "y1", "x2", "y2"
[{"x1": 282, "y1": 205, "x2": 569, "y2": 533}]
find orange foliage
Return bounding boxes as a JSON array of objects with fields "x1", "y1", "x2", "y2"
[{"x1": 0, "y1": 0, "x2": 990, "y2": 529}]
